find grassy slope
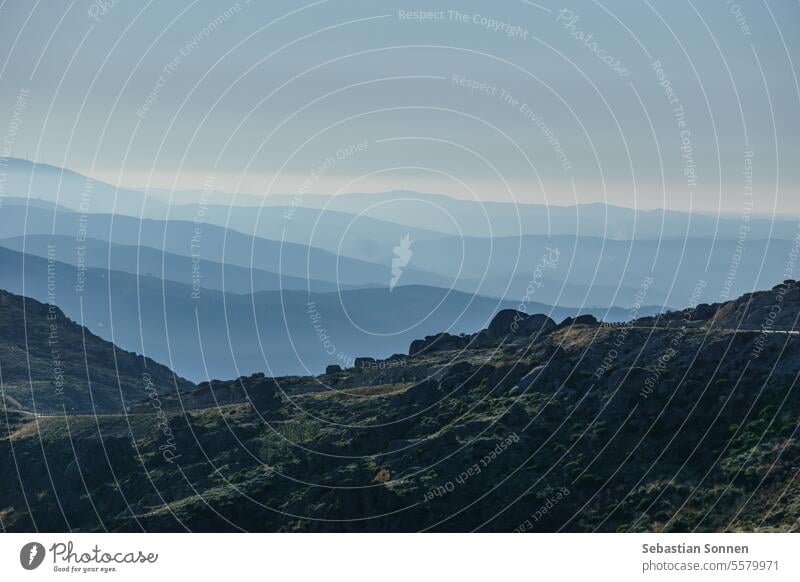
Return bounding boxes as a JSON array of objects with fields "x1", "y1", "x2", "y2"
[
  {"x1": 1, "y1": 283, "x2": 798, "y2": 532},
  {"x1": 0, "y1": 289, "x2": 193, "y2": 413}
]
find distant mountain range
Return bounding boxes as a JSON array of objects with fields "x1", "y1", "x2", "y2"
[
  {"x1": 0, "y1": 248, "x2": 661, "y2": 382},
  {"x1": 385, "y1": 234, "x2": 799, "y2": 307},
  {"x1": 1, "y1": 196, "x2": 795, "y2": 308},
  {"x1": 3, "y1": 157, "x2": 799, "y2": 242},
  {"x1": 1, "y1": 156, "x2": 797, "y2": 382},
  {"x1": 0, "y1": 234, "x2": 345, "y2": 294},
  {"x1": 0, "y1": 199, "x2": 452, "y2": 288}
]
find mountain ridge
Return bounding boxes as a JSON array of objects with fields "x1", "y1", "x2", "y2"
[
  {"x1": 0, "y1": 288, "x2": 193, "y2": 413},
  {"x1": 1, "y1": 281, "x2": 797, "y2": 531}
]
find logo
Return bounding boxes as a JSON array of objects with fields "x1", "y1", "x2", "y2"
[
  {"x1": 390, "y1": 234, "x2": 413, "y2": 291},
  {"x1": 20, "y1": 542, "x2": 46, "y2": 570}
]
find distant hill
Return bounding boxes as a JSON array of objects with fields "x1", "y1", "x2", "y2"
[
  {"x1": 0, "y1": 159, "x2": 452, "y2": 252},
  {"x1": 253, "y1": 190, "x2": 800, "y2": 240},
  {"x1": 0, "y1": 200, "x2": 452, "y2": 289},
  {"x1": 0, "y1": 157, "x2": 152, "y2": 216},
  {"x1": 156, "y1": 203, "x2": 449, "y2": 264},
  {"x1": 3, "y1": 158, "x2": 799, "y2": 243},
  {"x1": 1, "y1": 197, "x2": 795, "y2": 309},
  {"x1": 0, "y1": 246, "x2": 663, "y2": 382},
  {"x1": 381, "y1": 234, "x2": 799, "y2": 307},
  {"x1": 0, "y1": 234, "x2": 344, "y2": 294}
]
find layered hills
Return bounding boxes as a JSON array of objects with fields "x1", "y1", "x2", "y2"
[{"x1": 0, "y1": 246, "x2": 660, "y2": 381}]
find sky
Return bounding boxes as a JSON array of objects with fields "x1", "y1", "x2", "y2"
[{"x1": 0, "y1": 0, "x2": 798, "y2": 214}]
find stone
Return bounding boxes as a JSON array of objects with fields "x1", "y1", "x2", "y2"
[
  {"x1": 354, "y1": 357, "x2": 376, "y2": 369},
  {"x1": 486, "y1": 310, "x2": 557, "y2": 340}
]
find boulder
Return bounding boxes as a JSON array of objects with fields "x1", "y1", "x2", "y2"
[
  {"x1": 692, "y1": 303, "x2": 717, "y2": 321},
  {"x1": 486, "y1": 310, "x2": 556, "y2": 340},
  {"x1": 354, "y1": 357, "x2": 376, "y2": 369},
  {"x1": 409, "y1": 332, "x2": 470, "y2": 356},
  {"x1": 521, "y1": 313, "x2": 558, "y2": 335}
]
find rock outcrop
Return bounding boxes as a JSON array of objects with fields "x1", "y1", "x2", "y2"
[
  {"x1": 409, "y1": 332, "x2": 471, "y2": 356},
  {"x1": 486, "y1": 309, "x2": 556, "y2": 339}
]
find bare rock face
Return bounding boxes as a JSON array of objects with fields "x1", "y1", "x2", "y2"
[
  {"x1": 325, "y1": 364, "x2": 343, "y2": 375},
  {"x1": 486, "y1": 309, "x2": 557, "y2": 340},
  {"x1": 692, "y1": 303, "x2": 718, "y2": 320},
  {"x1": 522, "y1": 313, "x2": 559, "y2": 335},
  {"x1": 556, "y1": 314, "x2": 598, "y2": 329},
  {"x1": 711, "y1": 280, "x2": 799, "y2": 330},
  {"x1": 354, "y1": 357, "x2": 377, "y2": 369},
  {"x1": 635, "y1": 280, "x2": 800, "y2": 331},
  {"x1": 408, "y1": 332, "x2": 471, "y2": 356},
  {"x1": 143, "y1": 373, "x2": 280, "y2": 412},
  {"x1": 405, "y1": 311, "x2": 557, "y2": 357}
]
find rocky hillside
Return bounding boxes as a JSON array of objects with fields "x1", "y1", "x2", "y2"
[
  {"x1": 0, "y1": 289, "x2": 193, "y2": 412},
  {"x1": 636, "y1": 279, "x2": 800, "y2": 331},
  {"x1": 0, "y1": 282, "x2": 798, "y2": 532}
]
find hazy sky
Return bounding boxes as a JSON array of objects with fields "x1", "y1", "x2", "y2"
[{"x1": 1, "y1": 0, "x2": 798, "y2": 213}]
